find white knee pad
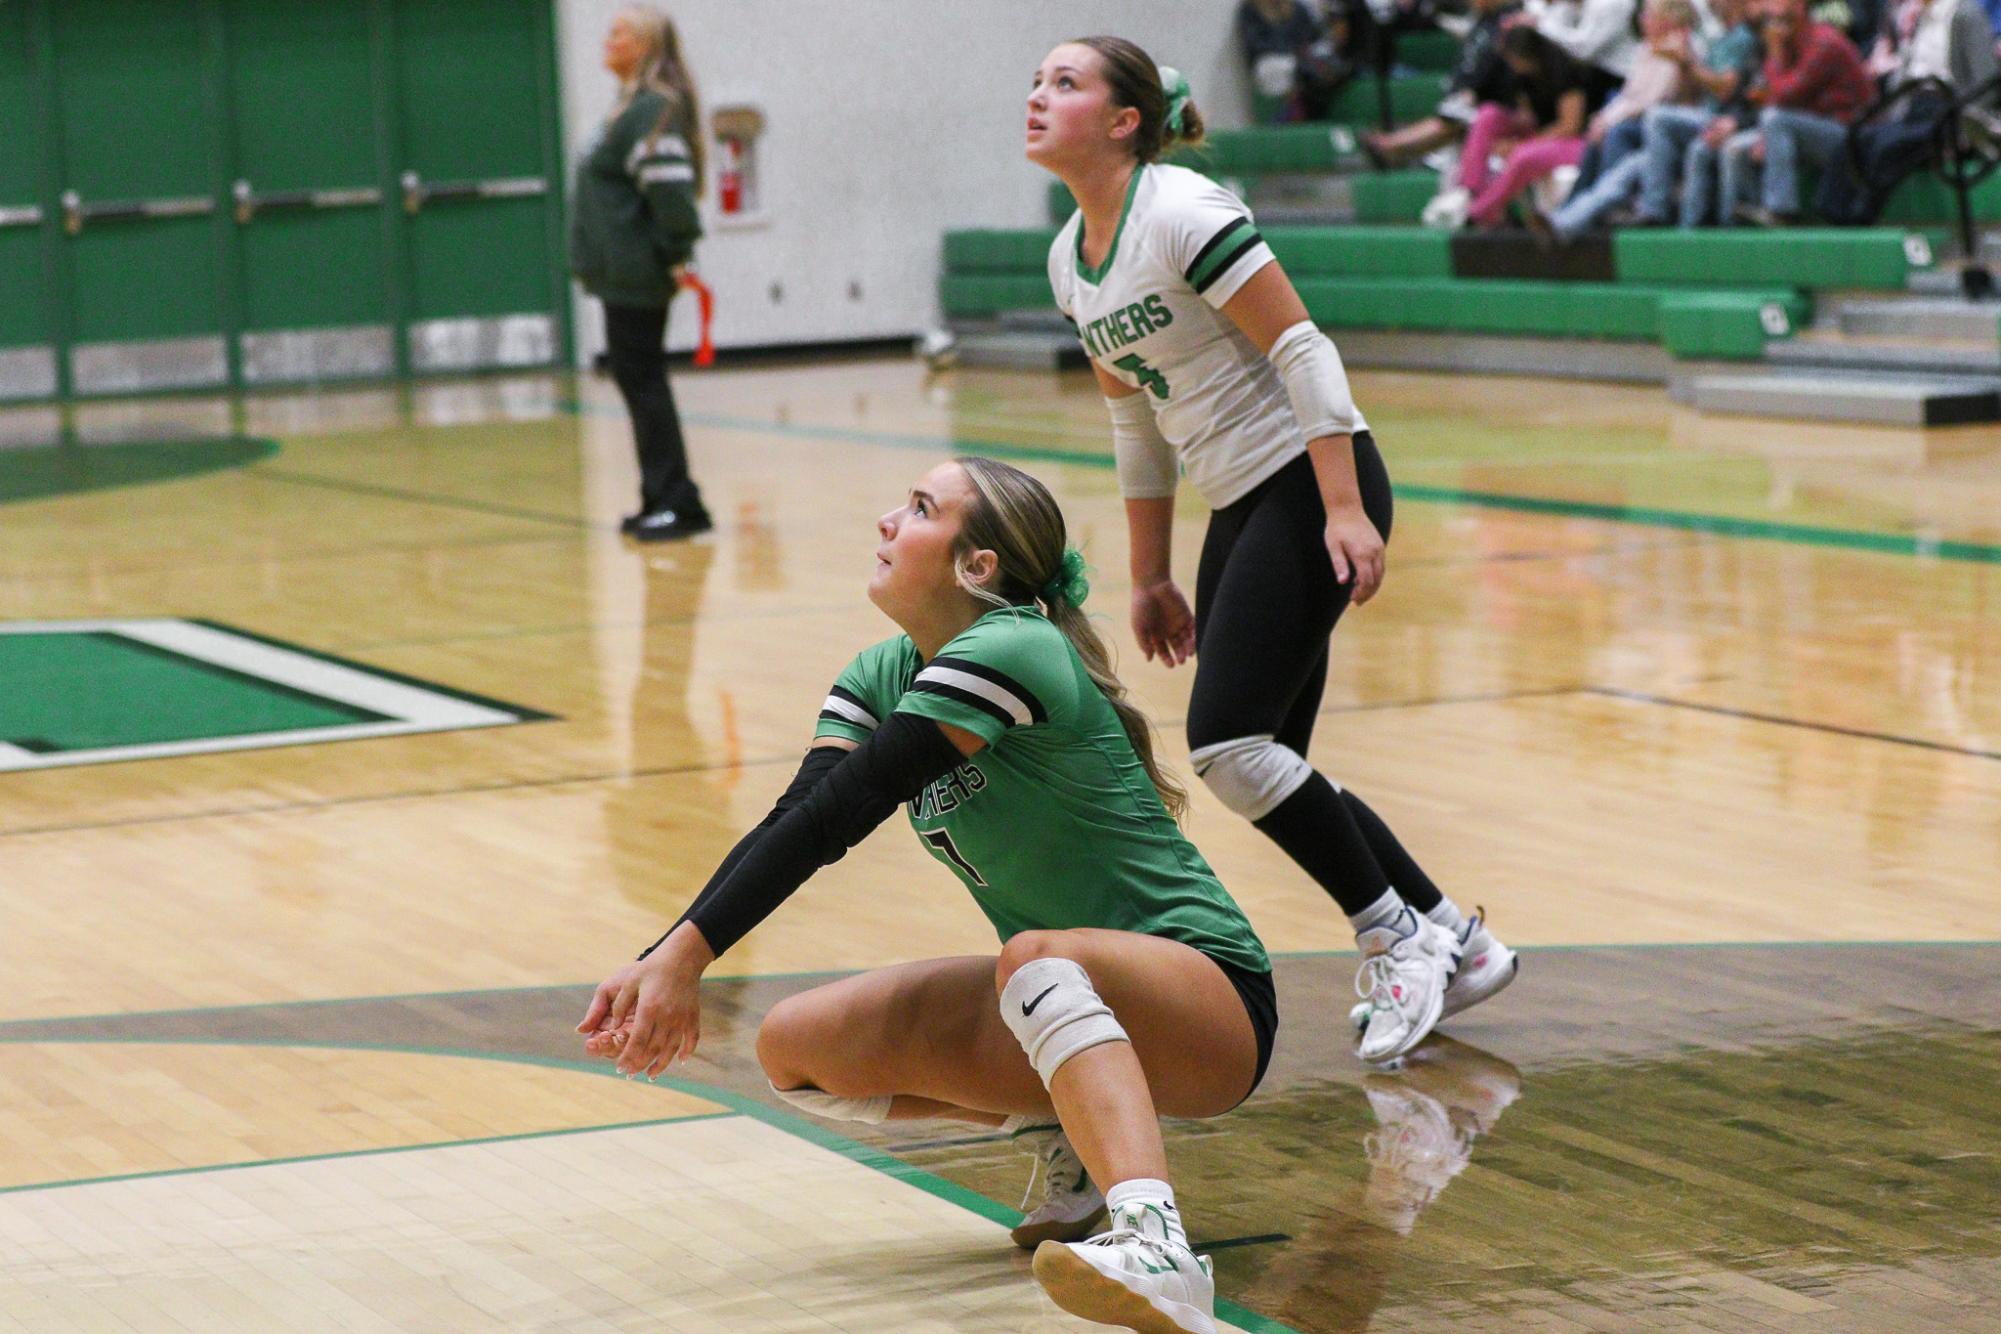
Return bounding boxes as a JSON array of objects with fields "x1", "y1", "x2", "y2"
[
  {"x1": 768, "y1": 1081, "x2": 892, "y2": 1124},
  {"x1": 1189, "y1": 734, "x2": 1315, "y2": 820},
  {"x1": 1000, "y1": 957, "x2": 1130, "y2": 1087}
]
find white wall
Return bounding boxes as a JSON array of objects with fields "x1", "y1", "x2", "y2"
[{"x1": 556, "y1": 1, "x2": 1248, "y2": 356}]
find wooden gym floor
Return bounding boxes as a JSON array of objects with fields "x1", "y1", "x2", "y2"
[{"x1": 1, "y1": 359, "x2": 1997, "y2": 1331}]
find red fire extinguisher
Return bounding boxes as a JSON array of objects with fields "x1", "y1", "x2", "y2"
[{"x1": 717, "y1": 136, "x2": 743, "y2": 214}]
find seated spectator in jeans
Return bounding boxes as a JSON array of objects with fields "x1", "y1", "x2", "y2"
[
  {"x1": 1465, "y1": 26, "x2": 1621, "y2": 224},
  {"x1": 1629, "y1": 0, "x2": 1764, "y2": 225},
  {"x1": 1816, "y1": 0, "x2": 1999, "y2": 221},
  {"x1": 1361, "y1": 0, "x2": 1525, "y2": 166},
  {"x1": 1541, "y1": 0, "x2": 1702, "y2": 238},
  {"x1": 1718, "y1": 0, "x2": 1874, "y2": 224}
]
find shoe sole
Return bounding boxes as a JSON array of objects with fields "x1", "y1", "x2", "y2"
[
  {"x1": 1011, "y1": 1203, "x2": 1108, "y2": 1250},
  {"x1": 632, "y1": 525, "x2": 713, "y2": 543},
  {"x1": 1032, "y1": 1243, "x2": 1216, "y2": 1334}
]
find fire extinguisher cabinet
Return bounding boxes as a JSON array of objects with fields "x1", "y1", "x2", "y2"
[{"x1": 709, "y1": 105, "x2": 766, "y2": 228}]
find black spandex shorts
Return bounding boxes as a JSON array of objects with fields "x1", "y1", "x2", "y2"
[{"x1": 1209, "y1": 955, "x2": 1279, "y2": 1104}]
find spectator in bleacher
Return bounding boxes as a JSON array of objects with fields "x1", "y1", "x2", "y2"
[
  {"x1": 1360, "y1": 0, "x2": 1526, "y2": 166},
  {"x1": 1238, "y1": 0, "x2": 1358, "y2": 121},
  {"x1": 1717, "y1": 0, "x2": 1874, "y2": 224},
  {"x1": 1625, "y1": 0, "x2": 1764, "y2": 225},
  {"x1": 1464, "y1": 26, "x2": 1622, "y2": 224},
  {"x1": 1535, "y1": 0, "x2": 1702, "y2": 238},
  {"x1": 1816, "y1": 0, "x2": 1998, "y2": 221},
  {"x1": 1529, "y1": 0, "x2": 1644, "y2": 79}
]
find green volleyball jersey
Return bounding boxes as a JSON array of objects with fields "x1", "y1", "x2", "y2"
[{"x1": 814, "y1": 607, "x2": 1269, "y2": 976}]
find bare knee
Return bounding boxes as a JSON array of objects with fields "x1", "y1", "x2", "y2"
[
  {"x1": 755, "y1": 994, "x2": 819, "y2": 1089},
  {"x1": 995, "y1": 929, "x2": 1090, "y2": 993}
]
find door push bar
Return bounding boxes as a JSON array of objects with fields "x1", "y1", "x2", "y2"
[
  {"x1": 398, "y1": 171, "x2": 547, "y2": 214},
  {"x1": 60, "y1": 190, "x2": 213, "y2": 235},
  {"x1": 231, "y1": 180, "x2": 384, "y2": 224}
]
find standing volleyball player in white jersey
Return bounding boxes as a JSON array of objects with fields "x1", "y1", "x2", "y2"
[{"x1": 1029, "y1": 36, "x2": 1518, "y2": 1063}]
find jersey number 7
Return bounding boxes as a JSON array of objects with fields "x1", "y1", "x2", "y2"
[
  {"x1": 1112, "y1": 353, "x2": 1170, "y2": 401},
  {"x1": 921, "y1": 828, "x2": 988, "y2": 886}
]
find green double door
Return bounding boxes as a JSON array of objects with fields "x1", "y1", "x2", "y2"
[{"x1": 4, "y1": 0, "x2": 567, "y2": 401}]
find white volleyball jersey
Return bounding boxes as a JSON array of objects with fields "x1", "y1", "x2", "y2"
[{"x1": 1047, "y1": 163, "x2": 1368, "y2": 510}]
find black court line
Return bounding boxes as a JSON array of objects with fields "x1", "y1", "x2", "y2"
[
  {"x1": 1194, "y1": 1233, "x2": 1291, "y2": 1253},
  {"x1": 1587, "y1": 686, "x2": 2001, "y2": 764},
  {"x1": 0, "y1": 688, "x2": 1592, "y2": 842},
  {"x1": 249, "y1": 466, "x2": 596, "y2": 529},
  {"x1": 0, "y1": 752, "x2": 806, "y2": 842}
]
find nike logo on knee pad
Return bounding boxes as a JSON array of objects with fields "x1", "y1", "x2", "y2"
[{"x1": 1022, "y1": 984, "x2": 1060, "y2": 1016}]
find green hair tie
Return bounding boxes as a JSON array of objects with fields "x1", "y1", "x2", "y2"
[
  {"x1": 1039, "y1": 548, "x2": 1090, "y2": 609},
  {"x1": 1158, "y1": 65, "x2": 1192, "y2": 136}
]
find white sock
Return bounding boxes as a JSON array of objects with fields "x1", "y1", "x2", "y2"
[
  {"x1": 1348, "y1": 888, "x2": 1407, "y2": 937},
  {"x1": 1425, "y1": 897, "x2": 1467, "y2": 936},
  {"x1": 1105, "y1": 1178, "x2": 1188, "y2": 1250}
]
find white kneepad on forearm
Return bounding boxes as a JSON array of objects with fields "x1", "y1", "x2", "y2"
[
  {"x1": 1269, "y1": 319, "x2": 1355, "y2": 443},
  {"x1": 768, "y1": 1081, "x2": 893, "y2": 1124},
  {"x1": 1000, "y1": 956, "x2": 1130, "y2": 1086},
  {"x1": 1106, "y1": 392, "x2": 1178, "y2": 499},
  {"x1": 1190, "y1": 734, "x2": 1315, "y2": 820}
]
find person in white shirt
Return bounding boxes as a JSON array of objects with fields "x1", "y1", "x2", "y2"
[{"x1": 1030, "y1": 35, "x2": 1522, "y2": 1083}]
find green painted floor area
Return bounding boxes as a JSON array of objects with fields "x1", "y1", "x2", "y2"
[
  {"x1": 0, "y1": 632, "x2": 382, "y2": 753},
  {"x1": 0, "y1": 437, "x2": 276, "y2": 506}
]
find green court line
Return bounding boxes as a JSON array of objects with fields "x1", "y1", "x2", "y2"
[
  {"x1": 11, "y1": 937, "x2": 1997, "y2": 1033},
  {"x1": 0, "y1": 1032, "x2": 1301, "y2": 1334},
  {"x1": 0, "y1": 1109, "x2": 738, "y2": 1198},
  {"x1": 674, "y1": 409, "x2": 2001, "y2": 566}
]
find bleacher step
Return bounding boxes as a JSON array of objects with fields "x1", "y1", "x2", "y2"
[
  {"x1": 1687, "y1": 370, "x2": 2001, "y2": 425},
  {"x1": 1833, "y1": 297, "x2": 2001, "y2": 340},
  {"x1": 1765, "y1": 338, "x2": 2001, "y2": 375}
]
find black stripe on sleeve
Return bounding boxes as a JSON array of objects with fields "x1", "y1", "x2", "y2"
[
  {"x1": 909, "y1": 679, "x2": 1019, "y2": 729},
  {"x1": 1192, "y1": 232, "x2": 1267, "y2": 296},
  {"x1": 926, "y1": 654, "x2": 1049, "y2": 723},
  {"x1": 1182, "y1": 216, "x2": 1253, "y2": 284}
]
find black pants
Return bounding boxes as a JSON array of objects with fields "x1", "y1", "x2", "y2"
[
  {"x1": 1188, "y1": 438, "x2": 1392, "y2": 759},
  {"x1": 1186, "y1": 435, "x2": 1445, "y2": 918},
  {"x1": 1815, "y1": 98, "x2": 1948, "y2": 227},
  {"x1": 603, "y1": 301, "x2": 703, "y2": 516}
]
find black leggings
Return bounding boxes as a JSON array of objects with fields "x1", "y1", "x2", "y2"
[
  {"x1": 604, "y1": 301, "x2": 704, "y2": 516},
  {"x1": 1185, "y1": 435, "x2": 1444, "y2": 918}
]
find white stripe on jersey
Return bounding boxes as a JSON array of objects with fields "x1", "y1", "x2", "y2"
[
  {"x1": 822, "y1": 695, "x2": 878, "y2": 729},
  {"x1": 637, "y1": 162, "x2": 695, "y2": 185},
  {"x1": 913, "y1": 665, "x2": 1035, "y2": 727},
  {"x1": 627, "y1": 133, "x2": 692, "y2": 175}
]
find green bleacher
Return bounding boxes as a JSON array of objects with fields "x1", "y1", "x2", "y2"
[{"x1": 942, "y1": 222, "x2": 1928, "y2": 361}]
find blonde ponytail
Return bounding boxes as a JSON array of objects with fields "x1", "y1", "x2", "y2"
[{"x1": 950, "y1": 457, "x2": 1189, "y2": 822}]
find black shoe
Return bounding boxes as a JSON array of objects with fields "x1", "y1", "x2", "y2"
[
  {"x1": 620, "y1": 511, "x2": 645, "y2": 534},
  {"x1": 629, "y1": 506, "x2": 713, "y2": 542}
]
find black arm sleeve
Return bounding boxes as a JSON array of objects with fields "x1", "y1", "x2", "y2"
[
  {"x1": 644, "y1": 714, "x2": 968, "y2": 960},
  {"x1": 636, "y1": 744, "x2": 848, "y2": 961}
]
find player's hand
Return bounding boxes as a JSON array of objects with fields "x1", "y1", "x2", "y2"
[
  {"x1": 1325, "y1": 504, "x2": 1385, "y2": 605},
  {"x1": 1701, "y1": 115, "x2": 1739, "y2": 149},
  {"x1": 578, "y1": 950, "x2": 703, "y2": 1079},
  {"x1": 1131, "y1": 579, "x2": 1196, "y2": 667}
]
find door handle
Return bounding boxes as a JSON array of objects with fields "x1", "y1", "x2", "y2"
[
  {"x1": 398, "y1": 170, "x2": 546, "y2": 214},
  {"x1": 232, "y1": 179, "x2": 384, "y2": 224},
  {"x1": 60, "y1": 190, "x2": 214, "y2": 235}
]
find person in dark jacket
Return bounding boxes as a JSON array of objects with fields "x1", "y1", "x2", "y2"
[
  {"x1": 1358, "y1": 0, "x2": 1525, "y2": 166},
  {"x1": 570, "y1": 7, "x2": 710, "y2": 541}
]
